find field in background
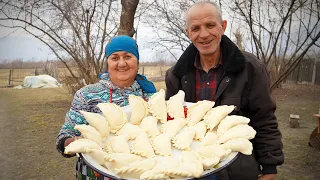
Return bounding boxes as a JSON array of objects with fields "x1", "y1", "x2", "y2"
[
  {"x1": 0, "y1": 83, "x2": 319, "y2": 179},
  {"x1": 0, "y1": 66, "x2": 172, "y2": 87}
]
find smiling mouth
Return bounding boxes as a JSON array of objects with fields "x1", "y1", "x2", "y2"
[
  {"x1": 117, "y1": 69, "x2": 128, "y2": 72},
  {"x1": 200, "y1": 40, "x2": 212, "y2": 45}
]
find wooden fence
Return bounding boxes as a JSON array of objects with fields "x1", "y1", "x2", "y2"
[
  {"x1": 0, "y1": 66, "x2": 172, "y2": 87},
  {"x1": 286, "y1": 58, "x2": 320, "y2": 85}
]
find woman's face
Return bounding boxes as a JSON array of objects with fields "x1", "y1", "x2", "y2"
[{"x1": 107, "y1": 51, "x2": 138, "y2": 88}]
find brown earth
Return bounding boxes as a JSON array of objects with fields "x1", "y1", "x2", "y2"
[{"x1": 0, "y1": 83, "x2": 319, "y2": 180}]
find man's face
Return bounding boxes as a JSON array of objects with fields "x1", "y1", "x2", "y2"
[{"x1": 186, "y1": 4, "x2": 227, "y2": 56}]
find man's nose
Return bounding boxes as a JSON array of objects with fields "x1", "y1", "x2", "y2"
[{"x1": 199, "y1": 27, "x2": 209, "y2": 38}]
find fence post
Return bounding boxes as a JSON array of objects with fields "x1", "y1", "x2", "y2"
[
  {"x1": 8, "y1": 69, "x2": 12, "y2": 87},
  {"x1": 312, "y1": 60, "x2": 316, "y2": 85},
  {"x1": 160, "y1": 67, "x2": 162, "y2": 76}
]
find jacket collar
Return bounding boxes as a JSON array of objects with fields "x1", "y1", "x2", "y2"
[{"x1": 173, "y1": 35, "x2": 245, "y2": 78}]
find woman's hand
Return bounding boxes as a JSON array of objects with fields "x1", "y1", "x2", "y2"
[
  {"x1": 258, "y1": 174, "x2": 276, "y2": 180},
  {"x1": 63, "y1": 136, "x2": 80, "y2": 155}
]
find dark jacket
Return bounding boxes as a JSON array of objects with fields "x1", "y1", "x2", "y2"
[{"x1": 165, "y1": 35, "x2": 284, "y2": 180}]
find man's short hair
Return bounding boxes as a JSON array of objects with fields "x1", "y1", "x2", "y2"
[{"x1": 185, "y1": 1, "x2": 223, "y2": 28}]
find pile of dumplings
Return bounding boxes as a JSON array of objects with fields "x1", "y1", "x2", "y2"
[{"x1": 65, "y1": 89, "x2": 256, "y2": 180}]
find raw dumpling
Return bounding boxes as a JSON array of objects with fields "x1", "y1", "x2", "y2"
[
  {"x1": 201, "y1": 156, "x2": 220, "y2": 170},
  {"x1": 74, "y1": 124, "x2": 102, "y2": 145},
  {"x1": 187, "y1": 100, "x2": 215, "y2": 126},
  {"x1": 166, "y1": 151, "x2": 203, "y2": 178},
  {"x1": 196, "y1": 144, "x2": 232, "y2": 159},
  {"x1": 85, "y1": 149, "x2": 109, "y2": 165},
  {"x1": 114, "y1": 158, "x2": 157, "y2": 179},
  {"x1": 172, "y1": 127, "x2": 196, "y2": 150},
  {"x1": 104, "y1": 153, "x2": 142, "y2": 170},
  {"x1": 152, "y1": 133, "x2": 172, "y2": 156},
  {"x1": 116, "y1": 122, "x2": 142, "y2": 140},
  {"x1": 221, "y1": 138, "x2": 253, "y2": 155},
  {"x1": 201, "y1": 131, "x2": 218, "y2": 147},
  {"x1": 140, "y1": 116, "x2": 160, "y2": 139},
  {"x1": 105, "y1": 134, "x2": 130, "y2": 153},
  {"x1": 204, "y1": 105, "x2": 235, "y2": 131},
  {"x1": 80, "y1": 111, "x2": 110, "y2": 139},
  {"x1": 97, "y1": 103, "x2": 127, "y2": 133},
  {"x1": 217, "y1": 115, "x2": 250, "y2": 137},
  {"x1": 148, "y1": 89, "x2": 167, "y2": 123},
  {"x1": 167, "y1": 90, "x2": 185, "y2": 119},
  {"x1": 140, "y1": 157, "x2": 180, "y2": 180},
  {"x1": 64, "y1": 138, "x2": 102, "y2": 154},
  {"x1": 217, "y1": 124, "x2": 256, "y2": 144},
  {"x1": 129, "y1": 95, "x2": 149, "y2": 125},
  {"x1": 161, "y1": 118, "x2": 187, "y2": 138},
  {"x1": 193, "y1": 121, "x2": 207, "y2": 141},
  {"x1": 131, "y1": 132, "x2": 155, "y2": 158},
  {"x1": 140, "y1": 170, "x2": 167, "y2": 180}
]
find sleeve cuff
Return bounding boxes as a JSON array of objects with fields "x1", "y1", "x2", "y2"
[
  {"x1": 58, "y1": 136, "x2": 75, "y2": 158},
  {"x1": 261, "y1": 164, "x2": 277, "y2": 174}
]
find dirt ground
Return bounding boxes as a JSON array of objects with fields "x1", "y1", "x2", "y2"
[{"x1": 0, "y1": 83, "x2": 319, "y2": 180}]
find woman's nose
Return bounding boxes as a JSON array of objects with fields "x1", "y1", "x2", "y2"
[{"x1": 118, "y1": 57, "x2": 126, "y2": 66}]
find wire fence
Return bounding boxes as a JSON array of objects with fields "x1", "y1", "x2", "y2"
[{"x1": 0, "y1": 66, "x2": 172, "y2": 87}]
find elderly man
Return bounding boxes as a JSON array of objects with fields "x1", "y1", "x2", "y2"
[{"x1": 165, "y1": 1, "x2": 284, "y2": 180}]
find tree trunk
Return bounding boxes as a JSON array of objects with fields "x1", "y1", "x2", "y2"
[{"x1": 118, "y1": 0, "x2": 139, "y2": 37}]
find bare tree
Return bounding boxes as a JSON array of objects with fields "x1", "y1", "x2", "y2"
[
  {"x1": 0, "y1": 0, "x2": 140, "y2": 93},
  {"x1": 141, "y1": 0, "x2": 195, "y2": 60},
  {"x1": 225, "y1": 0, "x2": 320, "y2": 91}
]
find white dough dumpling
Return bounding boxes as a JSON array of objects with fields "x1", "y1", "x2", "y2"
[
  {"x1": 204, "y1": 105, "x2": 235, "y2": 131},
  {"x1": 187, "y1": 100, "x2": 215, "y2": 126},
  {"x1": 217, "y1": 115, "x2": 250, "y2": 137},
  {"x1": 105, "y1": 134, "x2": 130, "y2": 153},
  {"x1": 166, "y1": 151, "x2": 203, "y2": 178},
  {"x1": 172, "y1": 127, "x2": 196, "y2": 150},
  {"x1": 85, "y1": 149, "x2": 109, "y2": 165},
  {"x1": 116, "y1": 122, "x2": 142, "y2": 140},
  {"x1": 161, "y1": 118, "x2": 187, "y2": 138},
  {"x1": 217, "y1": 124, "x2": 256, "y2": 144},
  {"x1": 193, "y1": 121, "x2": 207, "y2": 141},
  {"x1": 167, "y1": 90, "x2": 185, "y2": 119},
  {"x1": 114, "y1": 158, "x2": 157, "y2": 179},
  {"x1": 140, "y1": 157, "x2": 180, "y2": 180},
  {"x1": 221, "y1": 138, "x2": 253, "y2": 155},
  {"x1": 201, "y1": 157, "x2": 220, "y2": 170},
  {"x1": 201, "y1": 131, "x2": 218, "y2": 147},
  {"x1": 80, "y1": 111, "x2": 110, "y2": 139},
  {"x1": 140, "y1": 116, "x2": 160, "y2": 139},
  {"x1": 104, "y1": 153, "x2": 142, "y2": 170},
  {"x1": 97, "y1": 103, "x2": 127, "y2": 133},
  {"x1": 129, "y1": 95, "x2": 149, "y2": 125},
  {"x1": 148, "y1": 89, "x2": 167, "y2": 123},
  {"x1": 131, "y1": 132, "x2": 155, "y2": 158},
  {"x1": 64, "y1": 138, "x2": 102, "y2": 154},
  {"x1": 196, "y1": 144, "x2": 231, "y2": 159},
  {"x1": 74, "y1": 124, "x2": 103, "y2": 146},
  {"x1": 152, "y1": 133, "x2": 172, "y2": 156}
]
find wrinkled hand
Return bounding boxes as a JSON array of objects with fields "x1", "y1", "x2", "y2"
[{"x1": 258, "y1": 174, "x2": 276, "y2": 180}]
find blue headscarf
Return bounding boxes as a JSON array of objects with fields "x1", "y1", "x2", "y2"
[{"x1": 103, "y1": 35, "x2": 156, "y2": 93}]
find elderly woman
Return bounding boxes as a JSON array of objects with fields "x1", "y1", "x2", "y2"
[{"x1": 56, "y1": 35, "x2": 156, "y2": 179}]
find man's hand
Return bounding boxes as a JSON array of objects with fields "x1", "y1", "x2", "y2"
[{"x1": 258, "y1": 174, "x2": 276, "y2": 180}]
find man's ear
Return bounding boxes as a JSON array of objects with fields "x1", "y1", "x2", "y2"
[
  {"x1": 222, "y1": 20, "x2": 227, "y2": 32},
  {"x1": 186, "y1": 28, "x2": 190, "y2": 39}
]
